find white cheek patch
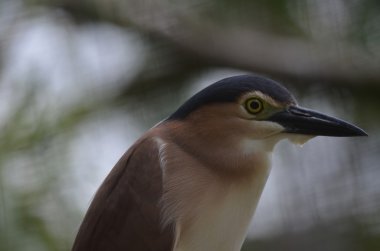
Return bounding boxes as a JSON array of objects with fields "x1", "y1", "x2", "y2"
[
  {"x1": 287, "y1": 134, "x2": 315, "y2": 147},
  {"x1": 237, "y1": 121, "x2": 285, "y2": 153},
  {"x1": 249, "y1": 121, "x2": 285, "y2": 138}
]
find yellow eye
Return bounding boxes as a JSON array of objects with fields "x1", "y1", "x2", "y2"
[{"x1": 245, "y1": 98, "x2": 263, "y2": 114}]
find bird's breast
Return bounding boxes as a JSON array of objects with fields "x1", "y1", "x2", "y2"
[
  {"x1": 174, "y1": 174, "x2": 270, "y2": 251},
  {"x1": 155, "y1": 136, "x2": 272, "y2": 251}
]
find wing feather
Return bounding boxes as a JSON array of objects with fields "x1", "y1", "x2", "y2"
[{"x1": 72, "y1": 136, "x2": 174, "y2": 251}]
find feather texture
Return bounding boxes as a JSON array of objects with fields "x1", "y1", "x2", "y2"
[{"x1": 72, "y1": 135, "x2": 175, "y2": 251}]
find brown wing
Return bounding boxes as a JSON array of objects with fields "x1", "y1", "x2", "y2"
[{"x1": 72, "y1": 136, "x2": 175, "y2": 251}]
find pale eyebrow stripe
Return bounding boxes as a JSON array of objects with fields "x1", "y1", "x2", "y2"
[{"x1": 239, "y1": 91, "x2": 284, "y2": 108}]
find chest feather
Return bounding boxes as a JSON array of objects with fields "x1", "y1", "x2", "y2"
[
  {"x1": 156, "y1": 137, "x2": 272, "y2": 251},
  {"x1": 175, "y1": 175, "x2": 269, "y2": 251}
]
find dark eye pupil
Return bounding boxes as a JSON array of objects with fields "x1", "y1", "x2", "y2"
[{"x1": 250, "y1": 100, "x2": 260, "y2": 110}]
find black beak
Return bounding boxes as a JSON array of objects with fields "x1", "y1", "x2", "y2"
[{"x1": 268, "y1": 106, "x2": 367, "y2": 137}]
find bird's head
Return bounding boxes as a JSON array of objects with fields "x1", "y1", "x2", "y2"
[{"x1": 164, "y1": 75, "x2": 367, "y2": 160}]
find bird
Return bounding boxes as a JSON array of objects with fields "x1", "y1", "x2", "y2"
[{"x1": 72, "y1": 74, "x2": 367, "y2": 251}]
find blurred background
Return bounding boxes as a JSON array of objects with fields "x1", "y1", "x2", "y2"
[{"x1": 0, "y1": 0, "x2": 379, "y2": 250}]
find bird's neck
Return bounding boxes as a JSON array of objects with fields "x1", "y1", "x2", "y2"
[
  {"x1": 160, "y1": 120, "x2": 279, "y2": 176},
  {"x1": 154, "y1": 123, "x2": 275, "y2": 251}
]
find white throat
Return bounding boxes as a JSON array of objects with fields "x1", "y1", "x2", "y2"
[
  {"x1": 156, "y1": 132, "x2": 312, "y2": 251},
  {"x1": 174, "y1": 155, "x2": 271, "y2": 251},
  {"x1": 162, "y1": 137, "x2": 273, "y2": 251}
]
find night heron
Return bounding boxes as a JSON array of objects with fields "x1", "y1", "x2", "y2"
[{"x1": 72, "y1": 75, "x2": 367, "y2": 251}]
